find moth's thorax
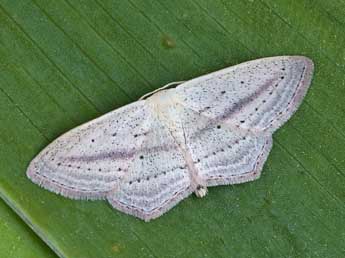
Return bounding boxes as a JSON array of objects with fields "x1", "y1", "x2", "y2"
[
  {"x1": 147, "y1": 88, "x2": 177, "y2": 106},
  {"x1": 147, "y1": 89, "x2": 185, "y2": 140},
  {"x1": 147, "y1": 89, "x2": 181, "y2": 117}
]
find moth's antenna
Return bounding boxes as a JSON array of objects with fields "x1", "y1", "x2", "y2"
[{"x1": 139, "y1": 81, "x2": 186, "y2": 100}]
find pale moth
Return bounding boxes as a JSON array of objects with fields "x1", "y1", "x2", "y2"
[{"x1": 27, "y1": 56, "x2": 314, "y2": 221}]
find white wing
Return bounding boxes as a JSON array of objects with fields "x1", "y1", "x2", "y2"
[
  {"x1": 27, "y1": 101, "x2": 192, "y2": 220},
  {"x1": 107, "y1": 114, "x2": 192, "y2": 221},
  {"x1": 27, "y1": 101, "x2": 152, "y2": 199},
  {"x1": 172, "y1": 56, "x2": 313, "y2": 186},
  {"x1": 175, "y1": 56, "x2": 314, "y2": 133},
  {"x1": 176, "y1": 106, "x2": 272, "y2": 186}
]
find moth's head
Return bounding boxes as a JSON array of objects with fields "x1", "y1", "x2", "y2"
[{"x1": 147, "y1": 88, "x2": 178, "y2": 107}]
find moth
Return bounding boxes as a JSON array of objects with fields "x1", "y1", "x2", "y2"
[{"x1": 27, "y1": 56, "x2": 314, "y2": 221}]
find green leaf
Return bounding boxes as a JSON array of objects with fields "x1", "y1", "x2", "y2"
[
  {"x1": 1, "y1": 0, "x2": 345, "y2": 257},
  {"x1": 0, "y1": 198, "x2": 56, "y2": 258}
]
